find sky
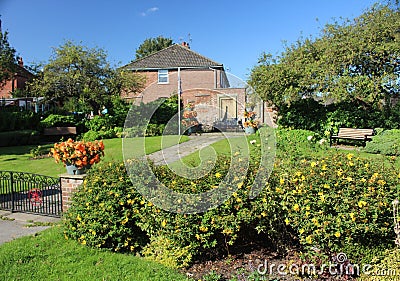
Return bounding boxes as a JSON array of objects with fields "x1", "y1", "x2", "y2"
[{"x1": 1, "y1": 0, "x2": 379, "y2": 81}]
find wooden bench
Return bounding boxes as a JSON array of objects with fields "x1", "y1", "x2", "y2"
[
  {"x1": 330, "y1": 127, "x2": 374, "y2": 147},
  {"x1": 43, "y1": 127, "x2": 77, "y2": 137}
]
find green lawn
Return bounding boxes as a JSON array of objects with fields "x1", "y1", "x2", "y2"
[
  {"x1": 0, "y1": 225, "x2": 189, "y2": 281},
  {"x1": 0, "y1": 135, "x2": 189, "y2": 178}
]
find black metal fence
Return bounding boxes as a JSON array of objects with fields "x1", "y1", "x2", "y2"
[{"x1": 0, "y1": 171, "x2": 62, "y2": 217}]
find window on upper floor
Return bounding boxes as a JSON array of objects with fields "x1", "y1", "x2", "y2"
[{"x1": 158, "y1": 69, "x2": 169, "y2": 84}]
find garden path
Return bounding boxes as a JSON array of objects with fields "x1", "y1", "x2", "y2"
[{"x1": 147, "y1": 132, "x2": 244, "y2": 165}]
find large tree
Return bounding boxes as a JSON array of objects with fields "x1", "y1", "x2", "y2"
[
  {"x1": 28, "y1": 41, "x2": 143, "y2": 113},
  {"x1": 0, "y1": 29, "x2": 17, "y2": 86},
  {"x1": 134, "y1": 36, "x2": 173, "y2": 60},
  {"x1": 249, "y1": 3, "x2": 400, "y2": 109}
]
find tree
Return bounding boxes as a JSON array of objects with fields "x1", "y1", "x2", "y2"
[
  {"x1": 134, "y1": 36, "x2": 173, "y2": 60},
  {"x1": 249, "y1": 3, "x2": 400, "y2": 109},
  {"x1": 0, "y1": 29, "x2": 17, "y2": 86},
  {"x1": 28, "y1": 41, "x2": 143, "y2": 113}
]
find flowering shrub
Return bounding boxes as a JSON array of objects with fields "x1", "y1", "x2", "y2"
[
  {"x1": 253, "y1": 149, "x2": 400, "y2": 261},
  {"x1": 64, "y1": 128, "x2": 400, "y2": 269},
  {"x1": 50, "y1": 138, "x2": 104, "y2": 168}
]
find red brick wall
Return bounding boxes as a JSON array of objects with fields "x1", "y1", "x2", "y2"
[
  {"x1": 60, "y1": 174, "x2": 85, "y2": 213},
  {"x1": 0, "y1": 74, "x2": 31, "y2": 98}
]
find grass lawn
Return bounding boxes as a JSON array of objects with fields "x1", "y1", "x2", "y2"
[
  {"x1": 0, "y1": 225, "x2": 189, "y2": 281},
  {"x1": 0, "y1": 135, "x2": 189, "y2": 178}
]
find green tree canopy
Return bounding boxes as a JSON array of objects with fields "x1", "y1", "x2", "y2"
[
  {"x1": 28, "y1": 41, "x2": 143, "y2": 113},
  {"x1": 249, "y1": 3, "x2": 400, "y2": 109},
  {"x1": 134, "y1": 36, "x2": 173, "y2": 60},
  {"x1": 0, "y1": 29, "x2": 17, "y2": 86}
]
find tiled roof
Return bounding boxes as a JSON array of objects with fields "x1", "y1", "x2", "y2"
[{"x1": 123, "y1": 44, "x2": 223, "y2": 70}]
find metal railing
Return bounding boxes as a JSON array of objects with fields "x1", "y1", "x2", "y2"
[{"x1": 0, "y1": 171, "x2": 62, "y2": 217}]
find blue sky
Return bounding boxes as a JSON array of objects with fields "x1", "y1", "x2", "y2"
[{"x1": 1, "y1": 0, "x2": 378, "y2": 80}]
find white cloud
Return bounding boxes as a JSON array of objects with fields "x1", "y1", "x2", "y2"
[{"x1": 141, "y1": 7, "x2": 159, "y2": 16}]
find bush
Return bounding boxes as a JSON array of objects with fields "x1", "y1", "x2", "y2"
[
  {"x1": 64, "y1": 128, "x2": 399, "y2": 269},
  {"x1": 358, "y1": 248, "x2": 400, "y2": 280},
  {"x1": 63, "y1": 162, "x2": 148, "y2": 253},
  {"x1": 85, "y1": 115, "x2": 116, "y2": 132},
  {"x1": 81, "y1": 129, "x2": 116, "y2": 141},
  {"x1": 0, "y1": 130, "x2": 40, "y2": 147},
  {"x1": 363, "y1": 129, "x2": 400, "y2": 156},
  {"x1": 254, "y1": 149, "x2": 399, "y2": 262},
  {"x1": 40, "y1": 114, "x2": 76, "y2": 128},
  {"x1": 0, "y1": 109, "x2": 41, "y2": 131}
]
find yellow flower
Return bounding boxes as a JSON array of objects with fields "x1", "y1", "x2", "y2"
[
  {"x1": 161, "y1": 220, "x2": 167, "y2": 227},
  {"x1": 377, "y1": 180, "x2": 386, "y2": 186},
  {"x1": 323, "y1": 184, "x2": 330, "y2": 189},
  {"x1": 347, "y1": 153, "x2": 354, "y2": 160},
  {"x1": 358, "y1": 200, "x2": 367, "y2": 208},
  {"x1": 350, "y1": 212, "x2": 356, "y2": 222},
  {"x1": 279, "y1": 178, "x2": 285, "y2": 185},
  {"x1": 334, "y1": 231, "x2": 341, "y2": 238},
  {"x1": 237, "y1": 182, "x2": 244, "y2": 189},
  {"x1": 322, "y1": 164, "x2": 327, "y2": 171},
  {"x1": 121, "y1": 217, "x2": 129, "y2": 225},
  {"x1": 348, "y1": 161, "x2": 354, "y2": 166},
  {"x1": 311, "y1": 161, "x2": 317, "y2": 167},
  {"x1": 306, "y1": 235, "x2": 313, "y2": 244},
  {"x1": 299, "y1": 228, "x2": 305, "y2": 235},
  {"x1": 346, "y1": 176, "x2": 353, "y2": 182},
  {"x1": 215, "y1": 172, "x2": 222, "y2": 178},
  {"x1": 199, "y1": 226, "x2": 208, "y2": 232},
  {"x1": 285, "y1": 218, "x2": 290, "y2": 225},
  {"x1": 293, "y1": 204, "x2": 300, "y2": 212}
]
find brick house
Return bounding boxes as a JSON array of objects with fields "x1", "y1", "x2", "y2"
[
  {"x1": 121, "y1": 43, "x2": 250, "y2": 129},
  {"x1": 0, "y1": 57, "x2": 34, "y2": 99}
]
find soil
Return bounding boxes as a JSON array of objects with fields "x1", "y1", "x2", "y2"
[{"x1": 181, "y1": 243, "x2": 358, "y2": 281}]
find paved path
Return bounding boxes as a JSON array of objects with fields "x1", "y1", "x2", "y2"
[
  {"x1": 0, "y1": 210, "x2": 60, "y2": 245},
  {"x1": 147, "y1": 132, "x2": 243, "y2": 165}
]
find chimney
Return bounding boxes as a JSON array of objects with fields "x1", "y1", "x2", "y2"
[
  {"x1": 181, "y1": 41, "x2": 190, "y2": 49},
  {"x1": 17, "y1": 57, "x2": 23, "y2": 67}
]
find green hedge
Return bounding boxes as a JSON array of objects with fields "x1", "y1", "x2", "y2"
[
  {"x1": 363, "y1": 129, "x2": 400, "y2": 156},
  {"x1": 0, "y1": 130, "x2": 40, "y2": 147}
]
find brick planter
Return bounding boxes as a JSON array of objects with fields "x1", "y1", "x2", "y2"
[{"x1": 60, "y1": 173, "x2": 86, "y2": 213}]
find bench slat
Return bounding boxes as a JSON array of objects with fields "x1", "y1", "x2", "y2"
[
  {"x1": 43, "y1": 127, "x2": 77, "y2": 136},
  {"x1": 330, "y1": 127, "x2": 374, "y2": 146}
]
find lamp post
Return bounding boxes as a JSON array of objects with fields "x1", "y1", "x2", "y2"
[{"x1": 178, "y1": 67, "x2": 182, "y2": 135}]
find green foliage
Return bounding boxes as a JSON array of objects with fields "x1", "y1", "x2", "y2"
[
  {"x1": 63, "y1": 162, "x2": 148, "y2": 253},
  {"x1": 39, "y1": 114, "x2": 76, "y2": 128},
  {"x1": 0, "y1": 108, "x2": 41, "y2": 131},
  {"x1": 85, "y1": 115, "x2": 115, "y2": 131},
  {"x1": 249, "y1": 3, "x2": 400, "y2": 108},
  {"x1": 363, "y1": 129, "x2": 400, "y2": 156},
  {"x1": 358, "y1": 248, "x2": 400, "y2": 280},
  {"x1": 277, "y1": 99, "x2": 400, "y2": 135},
  {"x1": 0, "y1": 130, "x2": 40, "y2": 147},
  {"x1": 64, "y1": 128, "x2": 399, "y2": 270},
  {"x1": 254, "y1": 150, "x2": 399, "y2": 261},
  {"x1": 28, "y1": 41, "x2": 143, "y2": 114},
  {"x1": 141, "y1": 235, "x2": 194, "y2": 268},
  {"x1": 81, "y1": 129, "x2": 116, "y2": 141},
  {"x1": 0, "y1": 29, "x2": 17, "y2": 85},
  {"x1": 135, "y1": 36, "x2": 173, "y2": 59}
]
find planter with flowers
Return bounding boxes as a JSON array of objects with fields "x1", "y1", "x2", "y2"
[
  {"x1": 50, "y1": 138, "x2": 105, "y2": 175},
  {"x1": 243, "y1": 110, "x2": 259, "y2": 134},
  {"x1": 181, "y1": 102, "x2": 199, "y2": 135}
]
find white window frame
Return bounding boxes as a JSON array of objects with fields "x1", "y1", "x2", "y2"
[{"x1": 158, "y1": 69, "x2": 169, "y2": 84}]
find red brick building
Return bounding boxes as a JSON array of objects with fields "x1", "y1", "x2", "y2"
[
  {"x1": 121, "y1": 43, "x2": 248, "y2": 129},
  {"x1": 0, "y1": 57, "x2": 34, "y2": 99}
]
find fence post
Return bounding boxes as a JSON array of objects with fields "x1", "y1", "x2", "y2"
[
  {"x1": 60, "y1": 173, "x2": 86, "y2": 213},
  {"x1": 10, "y1": 171, "x2": 14, "y2": 213}
]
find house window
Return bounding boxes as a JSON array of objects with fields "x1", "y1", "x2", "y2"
[{"x1": 158, "y1": 70, "x2": 169, "y2": 84}]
